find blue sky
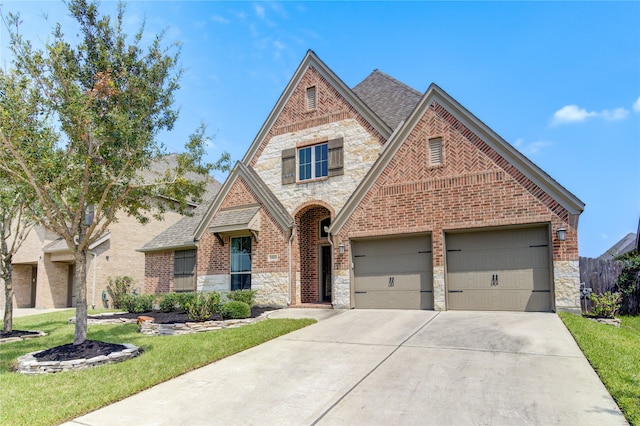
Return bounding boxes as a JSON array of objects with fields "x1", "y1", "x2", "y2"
[{"x1": 1, "y1": 1, "x2": 639, "y2": 258}]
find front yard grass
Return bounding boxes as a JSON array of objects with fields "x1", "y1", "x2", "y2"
[
  {"x1": 560, "y1": 312, "x2": 640, "y2": 425},
  {"x1": 1, "y1": 309, "x2": 315, "y2": 426}
]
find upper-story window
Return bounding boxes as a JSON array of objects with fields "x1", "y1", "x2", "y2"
[
  {"x1": 281, "y1": 138, "x2": 344, "y2": 185},
  {"x1": 428, "y1": 137, "x2": 443, "y2": 166},
  {"x1": 299, "y1": 143, "x2": 328, "y2": 181}
]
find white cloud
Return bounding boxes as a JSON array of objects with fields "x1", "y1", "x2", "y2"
[
  {"x1": 633, "y1": 96, "x2": 640, "y2": 113},
  {"x1": 254, "y1": 4, "x2": 266, "y2": 19},
  {"x1": 552, "y1": 104, "x2": 630, "y2": 125},
  {"x1": 211, "y1": 15, "x2": 229, "y2": 24},
  {"x1": 601, "y1": 107, "x2": 629, "y2": 121},
  {"x1": 514, "y1": 138, "x2": 552, "y2": 156},
  {"x1": 552, "y1": 105, "x2": 597, "y2": 125}
]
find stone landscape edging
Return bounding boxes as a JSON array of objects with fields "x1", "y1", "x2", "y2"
[
  {"x1": 17, "y1": 343, "x2": 141, "y2": 374},
  {"x1": 0, "y1": 330, "x2": 47, "y2": 345},
  {"x1": 69, "y1": 309, "x2": 276, "y2": 336}
]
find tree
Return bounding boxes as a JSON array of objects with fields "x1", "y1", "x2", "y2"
[
  {"x1": 0, "y1": 1, "x2": 230, "y2": 344},
  {"x1": 0, "y1": 68, "x2": 48, "y2": 332}
]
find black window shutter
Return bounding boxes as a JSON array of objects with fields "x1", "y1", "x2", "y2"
[
  {"x1": 328, "y1": 138, "x2": 344, "y2": 177},
  {"x1": 282, "y1": 148, "x2": 296, "y2": 184}
]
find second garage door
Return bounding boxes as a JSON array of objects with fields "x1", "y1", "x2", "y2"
[
  {"x1": 446, "y1": 226, "x2": 552, "y2": 311},
  {"x1": 353, "y1": 234, "x2": 433, "y2": 309}
]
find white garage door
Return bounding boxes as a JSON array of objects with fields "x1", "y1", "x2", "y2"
[
  {"x1": 446, "y1": 226, "x2": 552, "y2": 311},
  {"x1": 353, "y1": 234, "x2": 433, "y2": 309}
]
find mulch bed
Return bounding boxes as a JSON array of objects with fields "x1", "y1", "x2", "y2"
[
  {"x1": 33, "y1": 340, "x2": 128, "y2": 362},
  {"x1": 0, "y1": 330, "x2": 41, "y2": 339}
]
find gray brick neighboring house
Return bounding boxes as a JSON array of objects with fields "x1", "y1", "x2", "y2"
[
  {"x1": 1, "y1": 155, "x2": 220, "y2": 309},
  {"x1": 142, "y1": 51, "x2": 585, "y2": 313}
]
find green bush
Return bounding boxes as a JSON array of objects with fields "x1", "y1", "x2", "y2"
[
  {"x1": 159, "y1": 293, "x2": 180, "y2": 313},
  {"x1": 185, "y1": 292, "x2": 214, "y2": 322},
  {"x1": 589, "y1": 291, "x2": 622, "y2": 318},
  {"x1": 107, "y1": 276, "x2": 135, "y2": 309},
  {"x1": 208, "y1": 291, "x2": 222, "y2": 314},
  {"x1": 220, "y1": 301, "x2": 251, "y2": 320},
  {"x1": 177, "y1": 292, "x2": 196, "y2": 313},
  {"x1": 227, "y1": 289, "x2": 256, "y2": 307},
  {"x1": 120, "y1": 294, "x2": 155, "y2": 314}
]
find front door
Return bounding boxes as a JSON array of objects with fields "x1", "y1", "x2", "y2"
[
  {"x1": 30, "y1": 266, "x2": 37, "y2": 308},
  {"x1": 320, "y1": 245, "x2": 331, "y2": 302}
]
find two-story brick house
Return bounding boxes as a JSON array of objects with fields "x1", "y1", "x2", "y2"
[{"x1": 142, "y1": 50, "x2": 584, "y2": 312}]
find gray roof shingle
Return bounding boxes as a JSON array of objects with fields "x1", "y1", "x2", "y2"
[
  {"x1": 352, "y1": 70, "x2": 422, "y2": 130},
  {"x1": 138, "y1": 200, "x2": 212, "y2": 251}
]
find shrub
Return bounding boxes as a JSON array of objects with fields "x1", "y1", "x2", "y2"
[
  {"x1": 220, "y1": 301, "x2": 251, "y2": 320},
  {"x1": 614, "y1": 251, "x2": 640, "y2": 315},
  {"x1": 120, "y1": 294, "x2": 155, "y2": 314},
  {"x1": 177, "y1": 292, "x2": 196, "y2": 313},
  {"x1": 227, "y1": 289, "x2": 256, "y2": 307},
  {"x1": 159, "y1": 293, "x2": 180, "y2": 313},
  {"x1": 208, "y1": 292, "x2": 222, "y2": 314},
  {"x1": 185, "y1": 292, "x2": 214, "y2": 322},
  {"x1": 107, "y1": 276, "x2": 135, "y2": 309},
  {"x1": 589, "y1": 291, "x2": 622, "y2": 318}
]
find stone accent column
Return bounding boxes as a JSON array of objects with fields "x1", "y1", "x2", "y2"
[
  {"x1": 333, "y1": 269, "x2": 350, "y2": 309},
  {"x1": 553, "y1": 260, "x2": 581, "y2": 313},
  {"x1": 433, "y1": 266, "x2": 446, "y2": 311}
]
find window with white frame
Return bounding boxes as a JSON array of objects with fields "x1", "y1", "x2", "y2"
[
  {"x1": 429, "y1": 138, "x2": 443, "y2": 166},
  {"x1": 298, "y1": 143, "x2": 328, "y2": 181}
]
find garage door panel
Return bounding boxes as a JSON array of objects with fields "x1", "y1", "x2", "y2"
[
  {"x1": 353, "y1": 235, "x2": 433, "y2": 310},
  {"x1": 355, "y1": 290, "x2": 432, "y2": 310},
  {"x1": 446, "y1": 227, "x2": 552, "y2": 312}
]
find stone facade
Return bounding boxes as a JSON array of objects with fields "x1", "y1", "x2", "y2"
[
  {"x1": 253, "y1": 119, "x2": 381, "y2": 214},
  {"x1": 553, "y1": 260, "x2": 581, "y2": 312}
]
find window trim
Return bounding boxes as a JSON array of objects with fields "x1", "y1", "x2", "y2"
[
  {"x1": 230, "y1": 236, "x2": 252, "y2": 291},
  {"x1": 298, "y1": 142, "x2": 328, "y2": 182}
]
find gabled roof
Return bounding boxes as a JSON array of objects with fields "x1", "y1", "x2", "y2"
[
  {"x1": 331, "y1": 83, "x2": 586, "y2": 233},
  {"x1": 44, "y1": 232, "x2": 111, "y2": 254},
  {"x1": 598, "y1": 232, "x2": 637, "y2": 260},
  {"x1": 352, "y1": 70, "x2": 422, "y2": 131},
  {"x1": 193, "y1": 161, "x2": 294, "y2": 242},
  {"x1": 138, "y1": 201, "x2": 210, "y2": 252},
  {"x1": 241, "y1": 50, "x2": 392, "y2": 165}
]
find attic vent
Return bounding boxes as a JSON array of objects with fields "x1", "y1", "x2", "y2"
[
  {"x1": 429, "y1": 138, "x2": 443, "y2": 166},
  {"x1": 306, "y1": 86, "x2": 316, "y2": 110}
]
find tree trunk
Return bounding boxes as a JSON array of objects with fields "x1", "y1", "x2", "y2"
[
  {"x1": 73, "y1": 249, "x2": 88, "y2": 345},
  {"x1": 3, "y1": 274, "x2": 13, "y2": 332},
  {"x1": 2, "y1": 255, "x2": 13, "y2": 332}
]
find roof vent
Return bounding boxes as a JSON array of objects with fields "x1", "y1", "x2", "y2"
[
  {"x1": 429, "y1": 138, "x2": 443, "y2": 165},
  {"x1": 306, "y1": 86, "x2": 316, "y2": 110}
]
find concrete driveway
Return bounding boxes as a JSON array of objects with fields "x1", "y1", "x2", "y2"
[{"x1": 65, "y1": 310, "x2": 626, "y2": 426}]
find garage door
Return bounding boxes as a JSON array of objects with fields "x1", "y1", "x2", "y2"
[
  {"x1": 353, "y1": 234, "x2": 433, "y2": 309},
  {"x1": 446, "y1": 226, "x2": 551, "y2": 311}
]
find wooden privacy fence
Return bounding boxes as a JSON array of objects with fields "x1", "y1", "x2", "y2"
[{"x1": 579, "y1": 256, "x2": 639, "y2": 315}]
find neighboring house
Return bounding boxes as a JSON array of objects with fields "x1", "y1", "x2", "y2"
[
  {"x1": 142, "y1": 50, "x2": 585, "y2": 312},
  {"x1": 598, "y1": 232, "x2": 637, "y2": 261},
  {"x1": 1, "y1": 155, "x2": 221, "y2": 309}
]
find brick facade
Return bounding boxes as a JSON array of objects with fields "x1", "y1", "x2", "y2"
[{"x1": 144, "y1": 251, "x2": 174, "y2": 294}]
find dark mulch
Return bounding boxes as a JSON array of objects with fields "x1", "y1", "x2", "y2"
[
  {"x1": 88, "y1": 307, "x2": 274, "y2": 324},
  {"x1": 0, "y1": 330, "x2": 41, "y2": 339},
  {"x1": 34, "y1": 340, "x2": 128, "y2": 362}
]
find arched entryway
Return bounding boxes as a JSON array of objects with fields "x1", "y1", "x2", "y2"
[{"x1": 294, "y1": 204, "x2": 332, "y2": 305}]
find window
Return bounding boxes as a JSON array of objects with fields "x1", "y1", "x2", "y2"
[
  {"x1": 306, "y1": 86, "x2": 316, "y2": 110},
  {"x1": 299, "y1": 143, "x2": 328, "y2": 181},
  {"x1": 231, "y1": 236, "x2": 251, "y2": 290},
  {"x1": 281, "y1": 138, "x2": 343, "y2": 185},
  {"x1": 429, "y1": 138, "x2": 443, "y2": 166},
  {"x1": 320, "y1": 217, "x2": 330, "y2": 238},
  {"x1": 174, "y1": 249, "x2": 196, "y2": 292}
]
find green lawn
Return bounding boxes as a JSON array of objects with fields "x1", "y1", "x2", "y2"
[
  {"x1": 560, "y1": 312, "x2": 640, "y2": 425},
  {"x1": 1, "y1": 310, "x2": 315, "y2": 426}
]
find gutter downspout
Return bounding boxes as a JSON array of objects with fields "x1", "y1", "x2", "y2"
[
  {"x1": 327, "y1": 231, "x2": 334, "y2": 307},
  {"x1": 89, "y1": 250, "x2": 97, "y2": 310},
  {"x1": 287, "y1": 227, "x2": 295, "y2": 306}
]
